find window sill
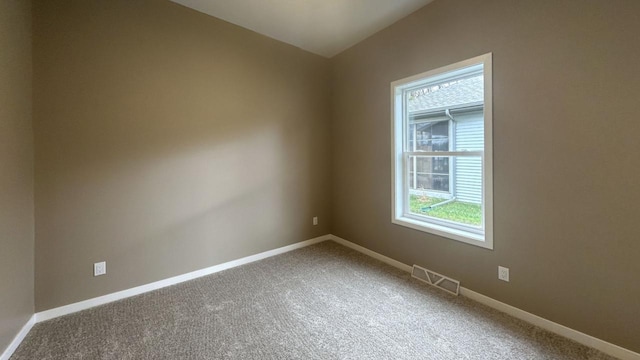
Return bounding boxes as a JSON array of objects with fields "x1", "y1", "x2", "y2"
[{"x1": 392, "y1": 216, "x2": 493, "y2": 250}]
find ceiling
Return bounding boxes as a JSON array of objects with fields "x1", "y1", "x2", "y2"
[{"x1": 170, "y1": 0, "x2": 434, "y2": 58}]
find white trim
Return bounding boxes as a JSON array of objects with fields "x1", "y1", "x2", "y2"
[
  {"x1": 328, "y1": 234, "x2": 640, "y2": 360},
  {"x1": 0, "y1": 314, "x2": 36, "y2": 360},
  {"x1": 459, "y1": 288, "x2": 639, "y2": 360},
  {"x1": 330, "y1": 234, "x2": 412, "y2": 273},
  {"x1": 390, "y1": 53, "x2": 494, "y2": 250},
  {"x1": 482, "y1": 53, "x2": 494, "y2": 249},
  {"x1": 35, "y1": 235, "x2": 330, "y2": 322},
  {"x1": 10, "y1": 234, "x2": 639, "y2": 360},
  {"x1": 392, "y1": 216, "x2": 488, "y2": 248}
]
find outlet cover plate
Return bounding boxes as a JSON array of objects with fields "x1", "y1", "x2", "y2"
[
  {"x1": 94, "y1": 261, "x2": 106, "y2": 277},
  {"x1": 498, "y1": 266, "x2": 509, "y2": 282}
]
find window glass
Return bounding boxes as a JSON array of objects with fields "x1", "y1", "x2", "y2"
[{"x1": 392, "y1": 53, "x2": 493, "y2": 248}]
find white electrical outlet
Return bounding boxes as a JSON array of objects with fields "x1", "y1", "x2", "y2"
[
  {"x1": 94, "y1": 261, "x2": 106, "y2": 277},
  {"x1": 498, "y1": 266, "x2": 509, "y2": 282},
  {"x1": 313, "y1": 216, "x2": 318, "y2": 225}
]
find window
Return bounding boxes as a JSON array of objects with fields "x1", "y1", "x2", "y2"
[{"x1": 391, "y1": 53, "x2": 493, "y2": 249}]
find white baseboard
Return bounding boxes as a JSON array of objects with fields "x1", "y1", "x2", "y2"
[
  {"x1": 458, "y1": 287, "x2": 638, "y2": 360},
  {"x1": 330, "y1": 234, "x2": 413, "y2": 272},
  {"x1": 12, "y1": 234, "x2": 639, "y2": 360},
  {"x1": 0, "y1": 314, "x2": 36, "y2": 360},
  {"x1": 36, "y1": 234, "x2": 331, "y2": 322},
  {"x1": 328, "y1": 234, "x2": 640, "y2": 360}
]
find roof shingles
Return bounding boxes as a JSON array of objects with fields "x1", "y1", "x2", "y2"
[{"x1": 407, "y1": 75, "x2": 483, "y2": 113}]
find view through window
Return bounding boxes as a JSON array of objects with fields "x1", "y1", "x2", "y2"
[{"x1": 392, "y1": 54, "x2": 493, "y2": 248}]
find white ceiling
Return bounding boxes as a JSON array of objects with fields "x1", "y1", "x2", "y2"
[{"x1": 170, "y1": 0, "x2": 434, "y2": 58}]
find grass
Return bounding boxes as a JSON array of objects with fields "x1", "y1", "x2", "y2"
[
  {"x1": 409, "y1": 195, "x2": 445, "y2": 213},
  {"x1": 409, "y1": 195, "x2": 482, "y2": 226}
]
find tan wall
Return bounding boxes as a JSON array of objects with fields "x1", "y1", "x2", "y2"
[
  {"x1": 33, "y1": 0, "x2": 331, "y2": 311},
  {"x1": 0, "y1": 0, "x2": 35, "y2": 352},
  {"x1": 330, "y1": 0, "x2": 640, "y2": 352}
]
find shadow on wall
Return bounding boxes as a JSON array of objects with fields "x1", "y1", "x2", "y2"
[
  {"x1": 111, "y1": 127, "x2": 304, "y2": 287},
  {"x1": 33, "y1": 0, "x2": 330, "y2": 310}
]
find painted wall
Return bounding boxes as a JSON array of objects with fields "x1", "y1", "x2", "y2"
[
  {"x1": 331, "y1": 0, "x2": 640, "y2": 352},
  {"x1": 0, "y1": 0, "x2": 35, "y2": 352},
  {"x1": 33, "y1": 0, "x2": 331, "y2": 311}
]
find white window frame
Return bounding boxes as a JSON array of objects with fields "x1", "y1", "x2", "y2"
[{"x1": 391, "y1": 53, "x2": 493, "y2": 249}]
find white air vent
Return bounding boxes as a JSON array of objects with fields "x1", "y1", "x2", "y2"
[{"x1": 411, "y1": 265, "x2": 460, "y2": 296}]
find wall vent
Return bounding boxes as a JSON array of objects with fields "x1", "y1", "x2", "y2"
[{"x1": 411, "y1": 265, "x2": 460, "y2": 296}]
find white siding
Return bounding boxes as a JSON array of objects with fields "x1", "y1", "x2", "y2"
[{"x1": 454, "y1": 112, "x2": 483, "y2": 204}]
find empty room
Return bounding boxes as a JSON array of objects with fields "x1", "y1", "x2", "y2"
[{"x1": 1, "y1": 0, "x2": 639, "y2": 359}]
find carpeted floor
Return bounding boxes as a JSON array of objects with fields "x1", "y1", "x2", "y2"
[{"x1": 12, "y1": 241, "x2": 616, "y2": 359}]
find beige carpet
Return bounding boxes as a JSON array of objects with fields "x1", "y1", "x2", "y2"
[{"x1": 12, "y1": 241, "x2": 616, "y2": 359}]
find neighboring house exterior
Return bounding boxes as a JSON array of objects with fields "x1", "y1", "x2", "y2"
[{"x1": 407, "y1": 74, "x2": 484, "y2": 204}]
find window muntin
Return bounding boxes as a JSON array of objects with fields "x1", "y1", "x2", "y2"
[{"x1": 391, "y1": 54, "x2": 493, "y2": 249}]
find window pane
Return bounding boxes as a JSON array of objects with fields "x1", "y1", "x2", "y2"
[
  {"x1": 417, "y1": 174, "x2": 449, "y2": 192},
  {"x1": 454, "y1": 111, "x2": 484, "y2": 151},
  {"x1": 408, "y1": 156, "x2": 449, "y2": 192},
  {"x1": 407, "y1": 119, "x2": 449, "y2": 152},
  {"x1": 407, "y1": 155, "x2": 483, "y2": 228},
  {"x1": 406, "y1": 74, "x2": 484, "y2": 114}
]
